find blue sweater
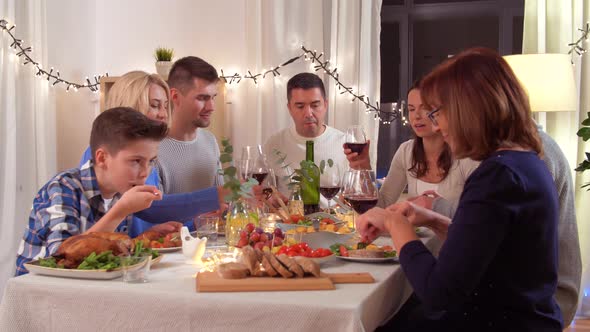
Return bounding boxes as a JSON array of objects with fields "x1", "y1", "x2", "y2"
[
  {"x1": 400, "y1": 150, "x2": 562, "y2": 331},
  {"x1": 79, "y1": 147, "x2": 219, "y2": 237}
]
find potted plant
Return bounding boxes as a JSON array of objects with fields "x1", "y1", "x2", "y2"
[
  {"x1": 154, "y1": 47, "x2": 174, "y2": 80},
  {"x1": 576, "y1": 112, "x2": 590, "y2": 190}
]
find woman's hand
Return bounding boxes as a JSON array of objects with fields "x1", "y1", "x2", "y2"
[
  {"x1": 387, "y1": 201, "x2": 436, "y2": 227},
  {"x1": 388, "y1": 201, "x2": 451, "y2": 241},
  {"x1": 407, "y1": 190, "x2": 440, "y2": 210},
  {"x1": 355, "y1": 207, "x2": 392, "y2": 243},
  {"x1": 344, "y1": 139, "x2": 372, "y2": 170},
  {"x1": 356, "y1": 207, "x2": 418, "y2": 252}
]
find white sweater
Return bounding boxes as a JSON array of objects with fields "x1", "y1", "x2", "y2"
[{"x1": 263, "y1": 125, "x2": 348, "y2": 207}]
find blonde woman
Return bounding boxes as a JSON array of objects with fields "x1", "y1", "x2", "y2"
[
  {"x1": 80, "y1": 70, "x2": 170, "y2": 177},
  {"x1": 79, "y1": 71, "x2": 220, "y2": 237}
]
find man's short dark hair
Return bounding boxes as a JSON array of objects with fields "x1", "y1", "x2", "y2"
[
  {"x1": 168, "y1": 56, "x2": 219, "y2": 93},
  {"x1": 90, "y1": 107, "x2": 168, "y2": 158},
  {"x1": 287, "y1": 73, "x2": 326, "y2": 101}
]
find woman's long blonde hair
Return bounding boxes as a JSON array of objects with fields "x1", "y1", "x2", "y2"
[{"x1": 106, "y1": 70, "x2": 171, "y2": 121}]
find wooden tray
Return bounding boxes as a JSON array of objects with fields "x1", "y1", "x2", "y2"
[{"x1": 196, "y1": 272, "x2": 374, "y2": 292}]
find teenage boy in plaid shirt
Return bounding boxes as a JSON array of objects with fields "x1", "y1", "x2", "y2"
[{"x1": 16, "y1": 107, "x2": 180, "y2": 275}]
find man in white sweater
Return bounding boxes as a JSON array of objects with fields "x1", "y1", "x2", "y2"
[
  {"x1": 263, "y1": 73, "x2": 347, "y2": 208},
  {"x1": 156, "y1": 56, "x2": 223, "y2": 194}
]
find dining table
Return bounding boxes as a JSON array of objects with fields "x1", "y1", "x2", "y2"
[{"x1": 0, "y1": 233, "x2": 440, "y2": 332}]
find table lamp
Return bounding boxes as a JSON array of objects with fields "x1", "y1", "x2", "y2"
[{"x1": 503, "y1": 54, "x2": 577, "y2": 117}]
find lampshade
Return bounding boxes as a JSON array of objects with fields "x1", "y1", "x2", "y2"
[{"x1": 503, "y1": 54, "x2": 577, "y2": 112}]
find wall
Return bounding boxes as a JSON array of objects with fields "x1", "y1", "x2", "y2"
[{"x1": 47, "y1": 0, "x2": 247, "y2": 171}]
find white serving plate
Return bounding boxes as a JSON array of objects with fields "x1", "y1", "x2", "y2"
[
  {"x1": 337, "y1": 255, "x2": 398, "y2": 263},
  {"x1": 25, "y1": 255, "x2": 163, "y2": 280}
]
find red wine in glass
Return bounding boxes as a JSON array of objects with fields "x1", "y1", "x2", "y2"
[
  {"x1": 345, "y1": 196, "x2": 378, "y2": 214},
  {"x1": 345, "y1": 142, "x2": 367, "y2": 154},
  {"x1": 252, "y1": 172, "x2": 268, "y2": 184},
  {"x1": 319, "y1": 186, "x2": 341, "y2": 200}
]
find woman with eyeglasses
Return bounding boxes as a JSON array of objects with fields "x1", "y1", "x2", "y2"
[
  {"x1": 79, "y1": 71, "x2": 222, "y2": 237},
  {"x1": 344, "y1": 80, "x2": 479, "y2": 215},
  {"x1": 357, "y1": 48, "x2": 562, "y2": 331}
]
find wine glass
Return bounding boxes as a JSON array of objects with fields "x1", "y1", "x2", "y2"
[
  {"x1": 248, "y1": 147, "x2": 270, "y2": 183},
  {"x1": 345, "y1": 125, "x2": 367, "y2": 155},
  {"x1": 246, "y1": 148, "x2": 275, "y2": 201},
  {"x1": 234, "y1": 159, "x2": 250, "y2": 182},
  {"x1": 320, "y1": 165, "x2": 342, "y2": 213},
  {"x1": 342, "y1": 169, "x2": 378, "y2": 227},
  {"x1": 275, "y1": 164, "x2": 294, "y2": 197},
  {"x1": 241, "y1": 145, "x2": 262, "y2": 161}
]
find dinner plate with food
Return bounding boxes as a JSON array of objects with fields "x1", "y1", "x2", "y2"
[
  {"x1": 24, "y1": 231, "x2": 164, "y2": 279},
  {"x1": 134, "y1": 230, "x2": 183, "y2": 253},
  {"x1": 330, "y1": 243, "x2": 398, "y2": 263},
  {"x1": 277, "y1": 213, "x2": 353, "y2": 235}
]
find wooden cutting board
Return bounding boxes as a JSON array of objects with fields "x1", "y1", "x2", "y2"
[
  {"x1": 322, "y1": 272, "x2": 375, "y2": 284},
  {"x1": 196, "y1": 272, "x2": 374, "y2": 292}
]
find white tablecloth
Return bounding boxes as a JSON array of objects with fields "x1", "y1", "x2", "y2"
[{"x1": 0, "y1": 235, "x2": 439, "y2": 332}]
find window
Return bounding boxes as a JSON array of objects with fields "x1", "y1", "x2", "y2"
[{"x1": 377, "y1": 0, "x2": 524, "y2": 179}]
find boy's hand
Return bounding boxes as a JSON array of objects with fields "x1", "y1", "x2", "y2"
[
  {"x1": 344, "y1": 139, "x2": 371, "y2": 170},
  {"x1": 149, "y1": 221, "x2": 183, "y2": 236},
  {"x1": 117, "y1": 185, "x2": 162, "y2": 215}
]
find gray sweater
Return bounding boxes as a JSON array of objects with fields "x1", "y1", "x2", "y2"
[
  {"x1": 432, "y1": 131, "x2": 582, "y2": 326},
  {"x1": 156, "y1": 129, "x2": 223, "y2": 194}
]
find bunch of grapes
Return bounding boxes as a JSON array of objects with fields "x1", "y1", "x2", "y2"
[{"x1": 236, "y1": 223, "x2": 285, "y2": 250}]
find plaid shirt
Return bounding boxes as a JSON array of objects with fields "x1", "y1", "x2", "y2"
[{"x1": 15, "y1": 161, "x2": 131, "y2": 276}]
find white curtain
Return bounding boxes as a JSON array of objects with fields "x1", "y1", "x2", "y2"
[
  {"x1": 0, "y1": 0, "x2": 56, "y2": 293},
  {"x1": 229, "y1": 0, "x2": 381, "y2": 169},
  {"x1": 522, "y1": 0, "x2": 590, "y2": 316}
]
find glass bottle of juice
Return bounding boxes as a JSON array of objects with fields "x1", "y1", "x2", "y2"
[
  {"x1": 225, "y1": 198, "x2": 256, "y2": 246},
  {"x1": 288, "y1": 184, "x2": 304, "y2": 216}
]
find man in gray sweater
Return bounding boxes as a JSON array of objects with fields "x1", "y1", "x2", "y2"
[
  {"x1": 156, "y1": 56, "x2": 223, "y2": 194},
  {"x1": 429, "y1": 129, "x2": 581, "y2": 326}
]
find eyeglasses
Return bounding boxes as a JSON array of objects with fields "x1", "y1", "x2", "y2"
[{"x1": 427, "y1": 107, "x2": 441, "y2": 126}]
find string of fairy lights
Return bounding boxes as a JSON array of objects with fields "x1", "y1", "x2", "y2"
[
  {"x1": 3, "y1": 14, "x2": 587, "y2": 124},
  {"x1": 568, "y1": 22, "x2": 589, "y2": 64},
  {"x1": 221, "y1": 45, "x2": 402, "y2": 124},
  {"x1": 1, "y1": 18, "x2": 400, "y2": 124},
  {"x1": 0, "y1": 19, "x2": 108, "y2": 92}
]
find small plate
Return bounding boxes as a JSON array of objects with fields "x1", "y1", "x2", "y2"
[
  {"x1": 25, "y1": 255, "x2": 164, "y2": 279},
  {"x1": 304, "y1": 212, "x2": 342, "y2": 224},
  {"x1": 276, "y1": 213, "x2": 346, "y2": 232},
  {"x1": 310, "y1": 254, "x2": 337, "y2": 265},
  {"x1": 151, "y1": 246, "x2": 182, "y2": 253},
  {"x1": 300, "y1": 231, "x2": 355, "y2": 249},
  {"x1": 337, "y1": 255, "x2": 398, "y2": 263}
]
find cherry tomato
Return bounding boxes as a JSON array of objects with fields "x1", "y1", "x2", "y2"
[
  {"x1": 289, "y1": 214, "x2": 304, "y2": 224},
  {"x1": 321, "y1": 218, "x2": 334, "y2": 225},
  {"x1": 277, "y1": 246, "x2": 288, "y2": 255},
  {"x1": 339, "y1": 245, "x2": 349, "y2": 257}
]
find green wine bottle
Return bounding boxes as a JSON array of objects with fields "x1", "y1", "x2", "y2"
[{"x1": 300, "y1": 141, "x2": 320, "y2": 214}]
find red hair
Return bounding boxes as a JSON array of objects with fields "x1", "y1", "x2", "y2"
[{"x1": 420, "y1": 47, "x2": 541, "y2": 160}]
